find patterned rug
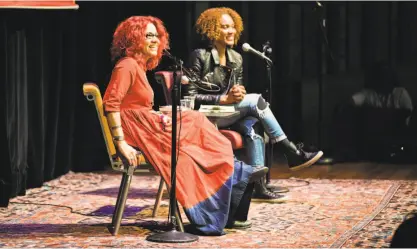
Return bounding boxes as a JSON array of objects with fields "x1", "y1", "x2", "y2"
[{"x1": 0, "y1": 171, "x2": 416, "y2": 248}]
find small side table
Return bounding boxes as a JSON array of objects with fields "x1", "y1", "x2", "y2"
[{"x1": 200, "y1": 111, "x2": 240, "y2": 129}]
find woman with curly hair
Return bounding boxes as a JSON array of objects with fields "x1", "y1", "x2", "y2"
[
  {"x1": 102, "y1": 16, "x2": 268, "y2": 235},
  {"x1": 184, "y1": 7, "x2": 324, "y2": 201}
]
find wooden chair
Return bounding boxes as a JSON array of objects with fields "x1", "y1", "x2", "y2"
[{"x1": 82, "y1": 82, "x2": 183, "y2": 236}]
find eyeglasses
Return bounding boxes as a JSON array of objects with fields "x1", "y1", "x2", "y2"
[{"x1": 145, "y1": 32, "x2": 159, "y2": 40}]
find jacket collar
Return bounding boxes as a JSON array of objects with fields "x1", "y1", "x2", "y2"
[{"x1": 210, "y1": 47, "x2": 237, "y2": 66}]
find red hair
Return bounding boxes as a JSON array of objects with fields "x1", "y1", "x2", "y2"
[{"x1": 111, "y1": 16, "x2": 169, "y2": 70}]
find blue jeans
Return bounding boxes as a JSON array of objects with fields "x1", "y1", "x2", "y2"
[
  {"x1": 230, "y1": 117, "x2": 265, "y2": 166},
  {"x1": 217, "y1": 93, "x2": 287, "y2": 166}
]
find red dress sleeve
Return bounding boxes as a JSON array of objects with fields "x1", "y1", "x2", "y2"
[{"x1": 103, "y1": 58, "x2": 137, "y2": 112}]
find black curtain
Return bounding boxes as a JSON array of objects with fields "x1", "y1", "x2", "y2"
[{"x1": 0, "y1": 9, "x2": 77, "y2": 206}]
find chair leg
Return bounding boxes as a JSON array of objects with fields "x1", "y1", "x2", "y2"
[
  {"x1": 108, "y1": 170, "x2": 134, "y2": 236},
  {"x1": 111, "y1": 173, "x2": 127, "y2": 226},
  {"x1": 265, "y1": 142, "x2": 273, "y2": 184},
  {"x1": 152, "y1": 177, "x2": 166, "y2": 218}
]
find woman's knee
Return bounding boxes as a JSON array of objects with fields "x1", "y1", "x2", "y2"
[
  {"x1": 243, "y1": 94, "x2": 265, "y2": 108},
  {"x1": 256, "y1": 96, "x2": 268, "y2": 110},
  {"x1": 244, "y1": 128, "x2": 264, "y2": 143}
]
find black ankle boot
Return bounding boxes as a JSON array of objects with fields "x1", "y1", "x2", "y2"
[
  {"x1": 266, "y1": 184, "x2": 289, "y2": 193},
  {"x1": 277, "y1": 139, "x2": 324, "y2": 171},
  {"x1": 248, "y1": 166, "x2": 268, "y2": 183},
  {"x1": 252, "y1": 178, "x2": 287, "y2": 202}
]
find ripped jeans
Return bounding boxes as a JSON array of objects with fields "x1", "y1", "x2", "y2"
[
  {"x1": 231, "y1": 117, "x2": 266, "y2": 166},
  {"x1": 217, "y1": 93, "x2": 286, "y2": 166}
]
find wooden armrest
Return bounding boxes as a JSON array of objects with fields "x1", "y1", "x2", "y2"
[{"x1": 83, "y1": 82, "x2": 101, "y2": 100}]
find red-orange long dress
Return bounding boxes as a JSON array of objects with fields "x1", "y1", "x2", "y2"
[{"x1": 103, "y1": 57, "x2": 251, "y2": 235}]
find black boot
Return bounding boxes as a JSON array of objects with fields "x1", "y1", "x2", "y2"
[
  {"x1": 248, "y1": 166, "x2": 269, "y2": 183},
  {"x1": 252, "y1": 178, "x2": 287, "y2": 203},
  {"x1": 266, "y1": 184, "x2": 289, "y2": 193},
  {"x1": 277, "y1": 139, "x2": 324, "y2": 171}
]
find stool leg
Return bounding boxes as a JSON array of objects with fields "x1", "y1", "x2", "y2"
[{"x1": 152, "y1": 177, "x2": 165, "y2": 217}]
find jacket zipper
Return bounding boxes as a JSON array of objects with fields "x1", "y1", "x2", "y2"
[{"x1": 225, "y1": 68, "x2": 234, "y2": 94}]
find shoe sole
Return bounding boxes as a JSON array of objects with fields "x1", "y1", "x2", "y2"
[
  {"x1": 231, "y1": 225, "x2": 252, "y2": 230},
  {"x1": 251, "y1": 196, "x2": 288, "y2": 203},
  {"x1": 225, "y1": 221, "x2": 252, "y2": 230},
  {"x1": 289, "y1": 151, "x2": 324, "y2": 171},
  {"x1": 267, "y1": 186, "x2": 290, "y2": 193},
  {"x1": 232, "y1": 221, "x2": 252, "y2": 229}
]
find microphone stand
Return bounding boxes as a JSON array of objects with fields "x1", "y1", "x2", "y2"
[
  {"x1": 314, "y1": 3, "x2": 335, "y2": 165},
  {"x1": 262, "y1": 41, "x2": 274, "y2": 184},
  {"x1": 146, "y1": 51, "x2": 199, "y2": 243}
]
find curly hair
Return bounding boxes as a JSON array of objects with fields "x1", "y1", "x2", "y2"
[
  {"x1": 195, "y1": 7, "x2": 244, "y2": 46},
  {"x1": 110, "y1": 16, "x2": 169, "y2": 70}
]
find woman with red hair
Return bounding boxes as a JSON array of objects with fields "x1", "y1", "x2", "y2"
[{"x1": 102, "y1": 16, "x2": 267, "y2": 235}]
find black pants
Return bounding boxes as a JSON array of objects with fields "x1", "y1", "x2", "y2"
[{"x1": 226, "y1": 182, "x2": 255, "y2": 227}]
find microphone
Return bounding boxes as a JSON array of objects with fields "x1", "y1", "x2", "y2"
[
  {"x1": 316, "y1": 1, "x2": 322, "y2": 7},
  {"x1": 242, "y1": 43, "x2": 272, "y2": 64}
]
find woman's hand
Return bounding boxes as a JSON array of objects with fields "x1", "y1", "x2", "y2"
[
  {"x1": 115, "y1": 140, "x2": 139, "y2": 166},
  {"x1": 160, "y1": 114, "x2": 172, "y2": 132},
  {"x1": 181, "y1": 75, "x2": 190, "y2": 85},
  {"x1": 220, "y1": 85, "x2": 247, "y2": 104},
  {"x1": 232, "y1": 85, "x2": 246, "y2": 101}
]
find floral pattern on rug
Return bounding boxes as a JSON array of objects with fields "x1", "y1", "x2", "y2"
[{"x1": 0, "y1": 172, "x2": 409, "y2": 248}]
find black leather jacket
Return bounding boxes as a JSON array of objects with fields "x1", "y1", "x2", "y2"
[{"x1": 183, "y1": 47, "x2": 243, "y2": 108}]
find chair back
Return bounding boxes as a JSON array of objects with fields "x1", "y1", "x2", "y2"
[
  {"x1": 82, "y1": 82, "x2": 148, "y2": 171},
  {"x1": 154, "y1": 71, "x2": 246, "y2": 150},
  {"x1": 155, "y1": 71, "x2": 183, "y2": 104}
]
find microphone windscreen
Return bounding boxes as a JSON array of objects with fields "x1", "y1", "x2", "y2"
[{"x1": 242, "y1": 43, "x2": 250, "y2": 52}]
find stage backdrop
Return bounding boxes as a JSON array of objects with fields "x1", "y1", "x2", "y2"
[{"x1": 2, "y1": 1, "x2": 417, "y2": 207}]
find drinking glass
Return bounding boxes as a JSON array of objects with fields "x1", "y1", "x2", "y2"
[
  {"x1": 184, "y1": 95, "x2": 196, "y2": 110},
  {"x1": 180, "y1": 99, "x2": 191, "y2": 110}
]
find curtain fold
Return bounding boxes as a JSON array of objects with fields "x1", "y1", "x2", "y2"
[
  {"x1": 0, "y1": 10, "x2": 79, "y2": 206},
  {"x1": 6, "y1": 28, "x2": 29, "y2": 199}
]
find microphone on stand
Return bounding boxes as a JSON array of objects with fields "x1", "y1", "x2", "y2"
[
  {"x1": 242, "y1": 43, "x2": 273, "y2": 65},
  {"x1": 163, "y1": 49, "x2": 221, "y2": 92},
  {"x1": 262, "y1": 41, "x2": 272, "y2": 56}
]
